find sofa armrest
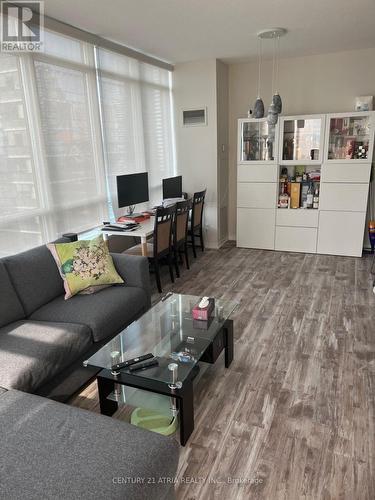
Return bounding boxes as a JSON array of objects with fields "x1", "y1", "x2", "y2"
[{"x1": 111, "y1": 253, "x2": 151, "y2": 307}]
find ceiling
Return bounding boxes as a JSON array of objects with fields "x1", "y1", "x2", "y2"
[{"x1": 43, "y1": 0, "x2": 375, "y2": 64}]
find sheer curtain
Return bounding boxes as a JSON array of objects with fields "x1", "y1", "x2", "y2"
[
  {"x1": 0, "y1": 53, "x2": 43, "y2": 256},
  {"x1": 97, "y1": 48, "x2": 175, "y2": 219},
  {"x1": 32, "y1": 32, "x2": 107, "y2": 236},
  {"x1": 0, "y1": 30, "x2": 175, "y2": 257},
  {"x1": 0, "y1": 32, "x2": 107, "y2": 257}
]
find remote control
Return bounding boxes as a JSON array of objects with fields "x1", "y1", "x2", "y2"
[
  {"x1": 111, "y1": 353, "x2": 153, "y2": 371},
  {"x1": 129, "y1": 358, "x2": 159, "y2": 372}
]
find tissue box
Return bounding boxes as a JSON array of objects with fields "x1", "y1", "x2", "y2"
[
  {"x1": 193, "y1": 317, "x2": 214, "y2": 330},
  {"x1": 192, "y1": 298, "x2": 215, "y2": 321}
]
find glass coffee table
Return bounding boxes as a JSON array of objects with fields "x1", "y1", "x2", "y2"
[{"x1": 84, "y1": 293, "x2": 238, "y2": 445}]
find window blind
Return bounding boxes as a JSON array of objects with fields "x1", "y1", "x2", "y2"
[{"x1": 97, "y1": 48, "x2": 175, "y2": 218}]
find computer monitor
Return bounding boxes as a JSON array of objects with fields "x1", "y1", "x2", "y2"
[
  {"x1": 116, "y1": 172, "x2": 149, "y2": 211},
  {"x1": 162, "y1": 175, "x2": 182, "y2": 199}
]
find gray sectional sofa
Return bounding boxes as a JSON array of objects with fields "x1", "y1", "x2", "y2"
[
  {"x1": 0, "y1": 387, "x2": 179, "y2": 500},
  {"x1": 0, "y1": 237, "x2": 151, "y2": 400},
  {"x1": 0, "y1": 238, "x2": 179, "y2": 499}
]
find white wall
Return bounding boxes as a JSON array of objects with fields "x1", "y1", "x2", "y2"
[
  {"x1": 173, "y1": 59, "x2": 219, "y2": 247},
  {"x1": 228, "y1": 47, "x2": 375, "y2": 240}
]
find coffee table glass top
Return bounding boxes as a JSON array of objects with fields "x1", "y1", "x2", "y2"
[{"x1": 84, "y1": 293, "x2": 238, "y2": 386}]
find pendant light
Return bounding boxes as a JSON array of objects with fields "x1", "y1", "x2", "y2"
[
  {"x1": 272, "y1": 34, "x2": 282, "y2": 114},
  {"x1": 253, "y1": 36, "x2": 264, "y2": 118},
  {"x1": 267, "y1": 35, "x2": 278, "y2": 126},
  {"x1": 256, "y1": 28, "x2": 287, "y2": 126}
]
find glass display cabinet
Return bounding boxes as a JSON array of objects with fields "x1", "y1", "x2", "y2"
[
  {"x1": 279, "y1": 115, "x2": 325, "y2": 164},
  {"x1": 238, "y1": 118, "x2": 277, "y2": 163},
  {"x1": 325, "y1": 112, "x2": 374, "y2": 162},
  {"x1": 237, "y1": 111, "x2": 375, "y2": 258}
]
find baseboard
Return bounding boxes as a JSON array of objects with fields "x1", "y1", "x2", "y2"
[
  {"x1": 217, "y1": 238, "x2": 228, "y2": 248},
  {"x1": 204, "y1": 238, "x2": 220, "y2": 249}
]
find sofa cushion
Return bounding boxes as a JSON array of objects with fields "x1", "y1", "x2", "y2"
[
  {"x1": 47, "y1": 235, "x2": 124, "y2": 300},
  {"x1": 0, "y1": 320, "x2": 92, "y2": 392},
  {"x1": 3, "y1": 244, "x2": 65, "y2": 316},
  {"x1": 0, "y1": 262, "x2": 25, "y2": 328},
  {"x1": 30, "y1": 285, "x2": 148, "y2": 342},
  {"x1": 111, "y1": 253, "x2": 151, "y2": 308},
  {"x1": 0, "y1": 390, "x2": 179, "y2": 500}
]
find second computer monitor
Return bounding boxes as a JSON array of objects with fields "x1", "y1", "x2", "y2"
[{"x1": 162, "y1": 175, "x2": 182, "y2": 199}]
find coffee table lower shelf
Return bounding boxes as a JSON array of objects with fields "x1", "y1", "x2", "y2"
[{"x1": 96, "y1": 319, "x2": 233, "y2": 446}]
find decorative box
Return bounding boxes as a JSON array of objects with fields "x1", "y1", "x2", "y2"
[
  {"x1": 192, "y1": 298, "x2": 215, "y2": 321},
  {"x1": 193, "y1": 317, "x2": 214, "y2": 330}
]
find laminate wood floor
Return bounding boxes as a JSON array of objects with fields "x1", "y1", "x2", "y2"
[{"x1": 70, "y1": 243, "x2": 375, "y2": 500}]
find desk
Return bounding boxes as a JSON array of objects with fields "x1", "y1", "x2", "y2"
[{"x1": 101, "y1": 218, "x2": 154, "y2": 256}]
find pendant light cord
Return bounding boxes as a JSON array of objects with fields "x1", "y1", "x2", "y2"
[
  {"x1": 271, "y1": 35, "x2": 276, "y2": 96},
  {"x1": 257, "y1": 37, "x2": 262, "y2": 98},
  {"x1": 275, "y1": 35, "x2": 280, "y2": 94}
]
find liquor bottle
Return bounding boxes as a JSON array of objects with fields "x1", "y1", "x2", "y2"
[
  {"x1": 306, "y1": 183, "x2": 313, "y2": 209},
  {"x1": 279, "y1": 192, "x2": 289, "y2": 208},
  {"x1": 313, "y1": 187, "x2": 319, "y2": 209}
]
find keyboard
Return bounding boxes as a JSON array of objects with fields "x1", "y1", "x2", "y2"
[{"x1": 102, "y1": 223, "x2": 139, "y2": 232}]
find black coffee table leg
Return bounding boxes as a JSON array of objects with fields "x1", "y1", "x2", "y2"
[
  {"x1": 97, "y1": 375, "x2": 118, "y2": 416},
  {"x1": 223, "y1": 319, "x2": 234, "y2": 368},
  {"x1": 178, "y1": 380, "x2": 194, "y2": 446}
]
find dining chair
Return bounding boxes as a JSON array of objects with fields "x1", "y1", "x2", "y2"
[
  {"x1": 188, "y1": 189, "x2": 206, "y2": 258},
  {"x1": 173, "y1": 199, "x2": 191, "y2": 278},
  {"x1": 125, "y1": 205, "x2": 175, "y2": 293}
]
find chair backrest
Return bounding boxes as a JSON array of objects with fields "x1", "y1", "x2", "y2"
[
  {"x1": 174, "y1": 199, "x2": 191, "y2": 245},
  {"x1": 192, "y1": 189, "x2": 206, "y2": 228},
  {"x1": 153, "y1": 205, "x2": 175, "y2": 257}
]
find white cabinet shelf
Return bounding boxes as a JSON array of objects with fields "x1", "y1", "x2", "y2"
[
  {"x1": 237, "y1": 182, "x2": 277, "y2": 209},
  {"x1": 317, "y1": 211, "x2": 366, "y2": 257},
  {"x1": 319, "y1": 183, "x2": 369, "y2": 212},
  {"x1": 275, "y1": 226, "x2": 318, "y2": 254},
  {"x1": 238, "y1": 118, "x2": 278, "y2": 164},
  {"x1": 237, "y1": 208, "x2": 275, "y2": 250},
  {"x1": 321, "y1": 163, "x2": 371, "y2": 183},
  {"x1": 324, "y1": 111, "x2": 375, "y2": 163},
  {"x1": 236, "y1": 112, "x2": 375, "y2": 257},
  {"x1": 237, "y1": 164, "x2": 278, "y2": 183},
  {"x1": 279, "y1": 114, "x2": 326, "y2": 165},
  {"x1": 276, "y1": 209, "x2": 319, "y2": 228}
]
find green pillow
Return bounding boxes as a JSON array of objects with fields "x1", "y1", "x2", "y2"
[{"x1": 47, "y1": 235, "x2": 124, "y2": 300}]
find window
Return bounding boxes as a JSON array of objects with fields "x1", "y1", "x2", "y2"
[
  {"x1": 97, "y1": 48, "x2": 175, "y2": 217},
  {"x1": 33, "y1": 55, "x2": 106, "y2": 235},
  {"x1": 0, "y1": 53, "x2": 43, "y2": 255},
  {"x1": 0, "y1": 31, "x2": 175, "y2": 257}
]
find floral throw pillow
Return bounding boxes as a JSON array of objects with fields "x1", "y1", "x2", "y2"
[{"x1": 47, "y1": 235, "x2": 124, "y2": 300}]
